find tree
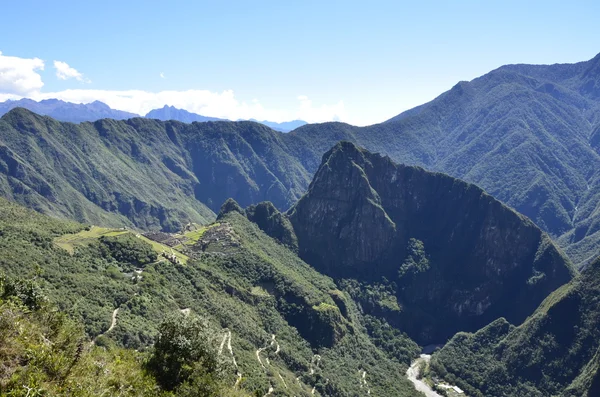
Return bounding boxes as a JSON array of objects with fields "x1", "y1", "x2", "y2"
[
  {"x1": 398, "y1": 238, "x2": 430, "y2": 280},
  {"x1": 147, "y1": 313, "x2": 223, "y2": 391}
]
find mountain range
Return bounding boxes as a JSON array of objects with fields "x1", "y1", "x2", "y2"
[
  {"x1": 1, "y1": 53, "x2": 600, "y2": 396},
  {"x1": 0, "y1": 99, "x2": 308, "y2": 132},
  {"x1": 247, "y1": 118, "x2": 307, "y2": 132},
  {"x1": 2, "y1": 53, "x2": 599, "y2": 267},
  {"x1": 0, "y1": 98, "x2": 138, "y2": 122},
  {"x1": 282, "y1": 53, "x2": 600, "y2": 267},
  {"x1": 145, "y1": 105, "x2": 226, "y2": 123},
  {"x1": 0, "y1": 141, "x2": 578, "y2": 396}
]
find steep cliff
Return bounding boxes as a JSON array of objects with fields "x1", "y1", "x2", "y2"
[{"x1": 288, "y1": 142, "x2": 575, "y2": 342}]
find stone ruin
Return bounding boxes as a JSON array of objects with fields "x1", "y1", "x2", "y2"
[{"x1": 193, "y1": 223, "x2": 241, "y2": 254}]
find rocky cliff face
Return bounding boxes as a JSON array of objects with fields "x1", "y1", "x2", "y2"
[{"x1": 288, "y1": 142, "x2": 575, "y2": 342}]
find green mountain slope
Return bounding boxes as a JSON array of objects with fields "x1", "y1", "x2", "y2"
[
  {"x1": 0, "y1": 196, "x2": 422, "y2": 396},
  {"x1": 0, "y1": 108, "x2": 310, "y2": 231},
  {"x1": 281, "y1": 55, "x2": 600, "y2": 267},
  {"x1": 287, "y1": 142, "x2": 574, "y2": 343},
  {"x1": 2, "y1": 54, "x2": 600, "y2": 268},
  {"x1": 430, "y1": 255, "x2": 600, "y2": 397}
]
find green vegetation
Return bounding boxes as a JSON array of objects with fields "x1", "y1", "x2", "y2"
[
  {"x1": 54, "y1": 226, "x2": 128, "y2": 253},
  {"x1": 0, "y1": 274, "x2": 248, "y2": 396},
  {"x1": 244, "y1": 201, "x2": 298, "y2": 250},
  {"x1": 398, "y1": 238, "x2": 430, "y2": 280},
  {"x1": 147, "y1": 314, "x2": 230, "y2": 394},
  {"x1": 4, "y1": 51, "x2": 600, "y2": 270},
  {"x1": 0, "y1": 196, "x2": 422, "y2": 396},
  {"x1": 100, "y1": 234, "x2": 157, "y2": 269},
  {"x1": 56, "y1": 226, "x2": 189, "y2": 264},
  {"x1": 138, "y1": 234, "x2": 189, "y2": 263},
  {"x1": 430, "y1": 256, "x2": 600, "y2": 397}
]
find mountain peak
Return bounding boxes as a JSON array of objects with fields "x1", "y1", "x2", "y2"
[
  {"x1": 0, "y1": 99, "x2": 139, "y2": 122},
  {"x1": 289, "y1": 143, "x2": 573, "y2": 342},
  {"x1": 2, "y1": 106, "x2": 39, "y2": 120},
  {"x1": 39, "y1": 98, "x2": 63, "y2": 105}
]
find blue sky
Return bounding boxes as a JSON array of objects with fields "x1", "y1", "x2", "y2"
[{"x1": 1, "y1": 0, "x2": 599, "y2": 125}]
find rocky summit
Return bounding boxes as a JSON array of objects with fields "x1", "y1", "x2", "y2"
[{"x1": 288, "y1": 141, "x2": 575, "y2": 342}]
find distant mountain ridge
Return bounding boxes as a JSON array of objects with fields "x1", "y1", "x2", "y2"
[
  {"x1": 145, "y1": 105, "x2": 225, "y2": 123},
  {"x1": 145, "y1": 106, "x2": 306, "y2": 131},
  {"x1": 248, "y1": 118, "x2": 307, "y2": 132},
  {"x1": 0, "y1": 98, "x2": 139, "y2": 122},
  {"x1": 0, "y1": 100, "x2": 308, "y2": 132}
]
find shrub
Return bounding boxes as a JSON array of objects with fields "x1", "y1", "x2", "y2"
[{"x1": 147, "y1": 313, "x2": 223, "y2": 391}]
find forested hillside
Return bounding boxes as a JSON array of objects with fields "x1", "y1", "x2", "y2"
[
  {"x1": 0, "y1": 108, "x2": 310, "y2": 231},
  {"x1": 0, "y1": 140, "x2": 592, "y2": 396},
  {"x1": 430, "y1": 255, "x2": 600, "y2": 397},
  {"x1": 283, "y1": 53, "x2": 600, "y2": 267},
  {"x1": 0, "y1": 196, "x2": 422, "y2": 396},
  {"x1": 2, "y1": 55, "x2": 599, "y2": 267}
]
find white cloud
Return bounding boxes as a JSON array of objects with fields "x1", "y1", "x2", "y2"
[
  {"x1": 0, "y1": 52, "x2": 347, "y2": 124},
  {"x1": 18, "y1": 89, "x2": 344, "y2": 123},
  {"x1": 0, "y1": 51, "x2": 45, "y2": 95},
  {"x1": 53, "y1": 60, "x2": 90, "y2": 83},
  {"x1": 160, "y1": 72, "x2": 165, "y2": 79},
  {"x1": 296, "y1": 95, "x2": 346, "y2": 122}
]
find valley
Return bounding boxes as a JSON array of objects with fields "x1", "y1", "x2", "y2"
[{"x1": 0, "y1": 51, "x2": 599, "y2": 396}]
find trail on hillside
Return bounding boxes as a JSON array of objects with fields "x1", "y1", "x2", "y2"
[
  {"x1": 307, "y1": 354, "x2": 322, "y2": 395},
  {"x1": 271, "y1": 334, "x2": 280, "y2": 354},
  {"x1": 359, "y1": 369, "x2": 371, "y2": 395},
  {"x1": 262, "y1": 385, "x2": 274, "y2": 396},
  {"x1": 107, "y1": 308, "x2": 119, "y2": 332},
  {"x1": 278, "y1": 373, "x2": 288, "y2": 388},
  {"x1": 406, "y1": 355, "x2": 443, "y2": 397},
  {"x1": 91, "y1": 308, "x2": 120, "y2": 345},
  {"x1": 218, "y1": 329, "x2": 242, "y2": 387},
  {"x1": 255, "y1": 334, "x2": 290, "y2": 394},
  {"x1": 256, "y1": 345, "x2": 267, "y2": 369},
  {"x1": 180, "y1": 308, "x2": 190, "y2": 316},
  {"x1": 256, "y1": 334, "x2": 279, "y2": 370},
  {"x1": 309, "y1": 354, "x2": 321, "y2": 375}
]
